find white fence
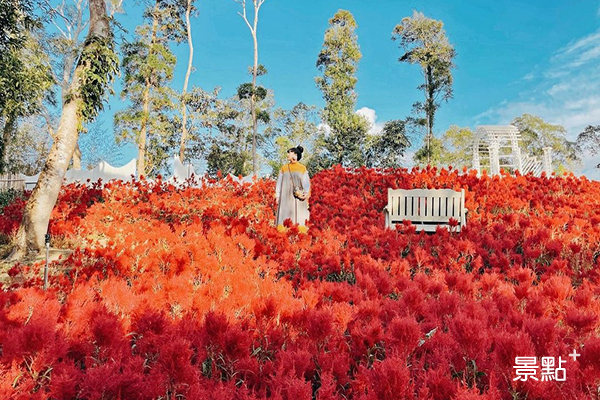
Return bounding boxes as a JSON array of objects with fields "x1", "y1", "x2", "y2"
[{"x1": 0, "y1": 173, "x2": 26, "y2": 191}]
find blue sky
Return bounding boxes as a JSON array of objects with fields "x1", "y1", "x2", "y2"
[{"x1": 92, "y1": 0, "x2": 600, "y2": 179}]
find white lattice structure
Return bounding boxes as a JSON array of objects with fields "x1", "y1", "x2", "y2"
[
  {"x1": 473, "y1": 125, "x2": 521, "y2": 176},
  {"x1": 472, "y1": 125, "x2": 553, "y2": 177},
  {"x1": 542, "y1": 147, "x2": 552, "y2": 176}
]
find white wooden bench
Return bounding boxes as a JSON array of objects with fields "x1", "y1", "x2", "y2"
[{"x1": 383, "y1": 188, "x2": 467, "y2": 232}]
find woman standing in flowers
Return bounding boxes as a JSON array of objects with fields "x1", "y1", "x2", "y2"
[{"x1": 275, "y1": 146, "x2": 310, "y2": 233}]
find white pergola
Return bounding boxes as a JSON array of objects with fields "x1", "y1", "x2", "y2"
[{"x1": 472, "y1": 125, "x2": 553, "y2": 177}]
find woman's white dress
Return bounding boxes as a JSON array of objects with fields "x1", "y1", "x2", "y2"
[{"x1": 275, "y1": 162, "x2": 310, "y2": 229}]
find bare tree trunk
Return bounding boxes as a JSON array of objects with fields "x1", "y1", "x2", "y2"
[
  {"x1": 59, "y1": 0, "x2": 88, "y2": 171},
  {"x1": 138, "y1": 0, "x2": 160, "y2": 177},
  {"x1": 425, "y1": 65, "x2": 434, "y2": 165},
  {"x1": 8, "y1": 0, "x2": 111, "y2": 260},
  {"x1": 138, "y1": 82, "x2": 149, "y2": 177},
  {"x1": 62, "y1": 55, "x2": 81, "y2": 170},
  {"x1": 0, "y1": 117, "x2": 16, "y2": 174},
  {"x1": 179, "y1": 0, "x2": 194, "y2": 163},
  {"x1": 72, "y1": 145, "x2": 82, "y2": 169},
  {"x1": 251, "y1": 11, "x2": 258, "y2": 175},
  {"x1": 235, "y1": 0, "x2": 265, "y2": 175}
]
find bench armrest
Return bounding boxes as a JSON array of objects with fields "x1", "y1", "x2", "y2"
[{"x1": 383, "y1": 205, "x2": 389, "y2": 228}]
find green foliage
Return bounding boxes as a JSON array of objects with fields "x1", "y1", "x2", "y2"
[
  {"x1": 266, "y1": 102, "x2": 320, "y2": 176},
  {"x1": 206, "y1": 141, "x2": 250, "y2": 178},
  {"x1": 412, "y1": 125, "x2": 473, "y2": 169},
  {"x1": 76, "y1": 34, "x2": 119, "y2": 125},
  {"x1": 315, "y1": 9, "x2": 368, "y2": 168},
  {"x1": 201, "y1": 92, "x2": 275, "y2": 178},
  {"x1": 142, "y1": 0, "x2": 188, "y2": 43},
  {"x1": 0, "y1": 20, "x2": 54, "y2": 173},
  {"x1": 0, "y1": 0, "x2": 38, "y2": 52},
  {"x1": 413, "y1": 135, "x2": 445, "y2": 166},
  {"x1": 0, "y1": 33, "x2": 54, "y2": 122},
  {"x1": 0, "y1": 188, "x2": 24, "y2": 211},
  {"x1": 237, "y1": 83, "x2": 267, "y2": 101},
  {"x1": 393, "y1": 11, "x2": 456, "y2": 163},
  {"x1": 512, "y1": 114, "x2": 580, "y2": 171},
  {"x1": 248, "y1": 64, "x2": 268, "y2": 77},
  {"x1": 438, "y1": 125, "x2": 474, "y2": 168},
  {"x1": 364, "y1": 119, "x2": 411, "y2": 168},
  {"x1": 576, "y1": 125, "x2": 599, "y2": 166},
  {"x1": 181, "y1": 86, "x2": 220, "y2": 162}
]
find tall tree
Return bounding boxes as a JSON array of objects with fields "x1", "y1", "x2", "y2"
[
  {"x1": 575, "y1": 125, "x2": 599, "y2": 168},
  {"x1": 315, "y1": 9, "x2": 368, "y2": 168},
  {"x1": 46, "y1": 0, "x2": 124, "y2": 169},
  {"x1": 178, "y1": 0, "x2": 196, "y2": 162},
  {"x1": 392, "y1": 11, "x2": 456, "y2": 164},
  {"x1": 233, "y1": 0, "x2": 267, "y2": 175},
  {"x1": 9, "y1": 0, "x2": 118, "y2": 259},
  {"x1": 47, "y1": 0, "x2": 89, "y2": 169},
  {"x1": 114, "y1": 0, "x2": 187, "y2": 177},
  {"x1": 0, "y1": 30, "x2": 54, "y2": 173},
  {"x1": 511, "y1": 114, "x2": 579, "y2": 171},
  {"x1": 0, "y1": 0, "x2": 53, "y2": 173}
]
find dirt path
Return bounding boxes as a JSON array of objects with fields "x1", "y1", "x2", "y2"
[{"x1": 0, "y1": 246, "x2": 74, "y2": 286}]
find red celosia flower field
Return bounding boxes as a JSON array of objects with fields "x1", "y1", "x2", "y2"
[{"x1": 1, "y1": 166, "x2": 599, "y2": 400}]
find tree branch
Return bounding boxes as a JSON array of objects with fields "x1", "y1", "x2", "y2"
[
  {"x1": 108, "y1": 0, "x2": 124, "y2": 17},
  {"x1": 50, "y1": 17, "x2": 68, "y2": 38},
  {"x1": 236, "y1": 9, "x2": 253, "y2": 33},
  {"x1": 42, "y1": 0, "x2": 70, "y2": 25}
]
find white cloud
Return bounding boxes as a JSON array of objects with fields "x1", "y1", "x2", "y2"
[
  {"x1": 317, "y1": 107, "x2": 387, "y2": 137},
  {"x1": 356, "y1": 107, "x2": 385, "y2": 136},
  {"x1": 477, "y1": 32, "x2": 600, "y2": 137},
  {"x1": 317, "y1": 123, "x2": 331, "y2": 137},
  {"x1": 581, "y1": 153, "x2": 600, "y2": 181},
  {"x1": 477, "y1": 28, "x2": 600, "y2": 181},
  {"x1": 398, "y1": 149, "x2": 416, "y2": 168},
  {"x1": 553, "y1": 29, "x2": 600, "y2": 60},
  {"x1": 550, "y1": 29, "x2": 600, "y2": 72},
  {"x1": 521, "y1": 72, "x2": 535, "y2": 81}
]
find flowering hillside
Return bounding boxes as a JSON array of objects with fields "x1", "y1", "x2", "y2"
[{"x1": 1, "y1": 166, "x2": 599, "y2": 400}]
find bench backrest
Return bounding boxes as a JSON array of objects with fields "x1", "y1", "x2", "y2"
[{"x1": 387, "y1": 188, "x2": 466, "y2": 232}]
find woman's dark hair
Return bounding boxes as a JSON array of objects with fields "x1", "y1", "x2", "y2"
[{"x1": 287, "y1": 145, "x2": 304, "y2": 161}]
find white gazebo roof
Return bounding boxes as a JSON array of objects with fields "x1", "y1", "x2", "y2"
[{"x1": 475, "y1": 125, "x2": 521, "y2": 140}]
